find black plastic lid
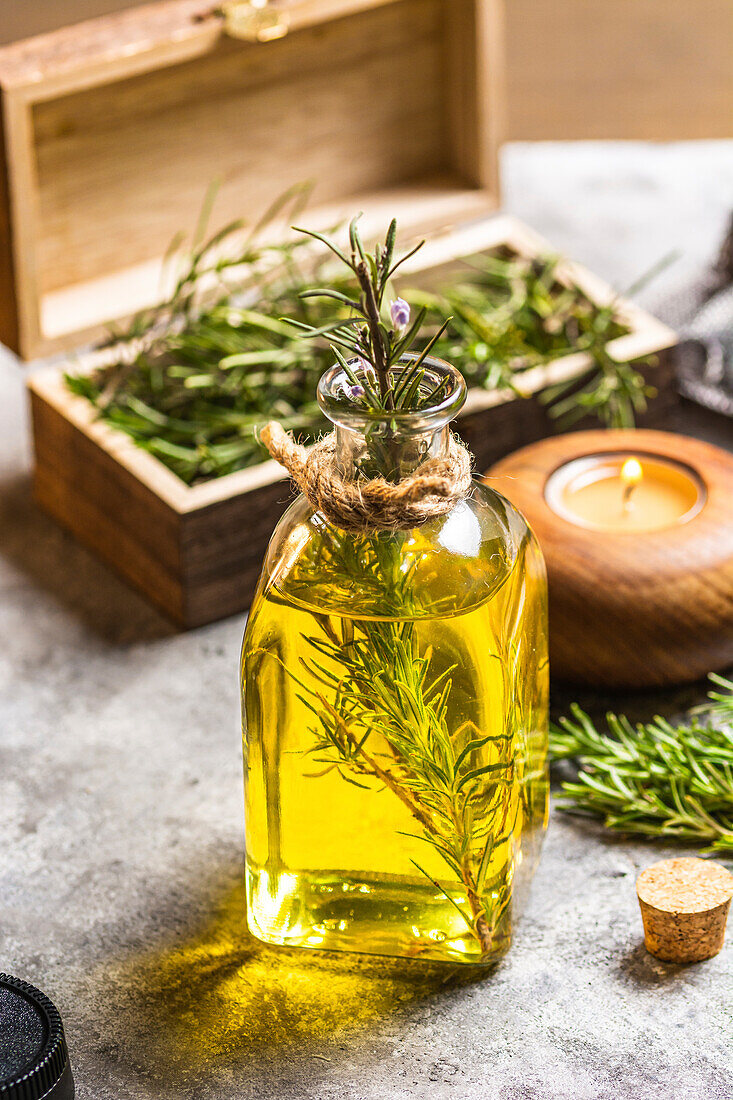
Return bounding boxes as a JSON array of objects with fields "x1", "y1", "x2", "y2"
[{"x1": 0, "y1": 975, "x2": 74, "y2": 1099}]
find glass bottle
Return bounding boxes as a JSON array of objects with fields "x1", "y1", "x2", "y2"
[{"x1": 241, "y1": 358, "x2": 549, "y2": 966}]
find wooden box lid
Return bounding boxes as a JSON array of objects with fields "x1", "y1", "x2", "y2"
[{"x1": 0, "y1": 0, "x2": 504, "y2": 360}]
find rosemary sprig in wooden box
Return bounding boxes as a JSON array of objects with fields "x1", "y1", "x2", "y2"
[
  {"x1": 29, "y1": 212, "x2": 677, "y2": 627},
  {"x1": 63, "y1": 212, "x2": 675, "y2": 486}
]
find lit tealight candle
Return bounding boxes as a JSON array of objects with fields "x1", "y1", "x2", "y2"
[
  {"x1": 545, "y1": 451, "x2": 706, "y2": 533},
  {"x1": 487, "y1": 429, "x2": 733, "y2": 687}
]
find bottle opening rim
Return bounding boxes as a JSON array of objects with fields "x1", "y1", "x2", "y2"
[{"x1": 317, "y1": 354, "x2": 466, "y2": 431}]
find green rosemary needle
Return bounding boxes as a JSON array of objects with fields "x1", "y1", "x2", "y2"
[{"x1": 550, "y1": 675, "x2": 733, "y2": 853}]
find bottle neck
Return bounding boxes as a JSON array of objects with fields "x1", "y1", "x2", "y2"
[
  {"x1": 334, "y1": 423, "x2": 450, "y2": 482},
  {"x1": 318, "y1": 354, "x2": 466, "y2": 483}
]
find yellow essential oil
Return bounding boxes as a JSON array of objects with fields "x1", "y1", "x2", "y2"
[{"x1": 242, "y1": 489, "x2": 548, "y2": 966}]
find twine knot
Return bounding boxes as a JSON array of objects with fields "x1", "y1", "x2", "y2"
[{"x1": 261, "y1": 421, "x2": 473, "y2": 533}]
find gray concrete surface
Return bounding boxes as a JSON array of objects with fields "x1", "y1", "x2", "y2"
[{"x1": 1, "y1": 143, "x2": 732, "y2": 1099}]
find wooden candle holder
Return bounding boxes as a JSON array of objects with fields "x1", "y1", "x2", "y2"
[{"x1": 486, "y1": 429, "x2": 733, "y2": 688}]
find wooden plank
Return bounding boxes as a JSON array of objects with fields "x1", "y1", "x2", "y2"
[
  {"x1": 0, "y1": 92, "x2": 19, "y2": 351},
  {"x1": 35, "y1": 463, "x2": 186, "y2": 622},
  {"x1": 30, "y1": 388, "x2": 184, "y2": 565},
  {"x1": 2, "y1": 0, "x2": 729, "y2": 139},
  {"x1": 0, "y1": 2, "x2": 145, "y2": 49},
  {"x1": 0, "y1": 0, "x2": 407, "y2": 96},
  {"x1": 505, "y1": 0, "x2": 733, "y2": 141},
  {"x1": 29, "y1": 365, "x2": 191, "y2": 509},
  {"x1": 0, "y1": 89, "x2": 42, "y2": 357},
  {"x1": 446, "y1": 0, "x2": 479, "y2": 187},
  {"x1": 444, "y1": 0, "x2": 505, "y2": 196},
  {"x1": 180, "y1": 479, "x2": 296, "y2": 624},
  {"x1": 476, "y1": 0, "x2": 506, "y2": 194},
  {"x1": 30, "y1": 388, "x2": 186, "y2": 621}
]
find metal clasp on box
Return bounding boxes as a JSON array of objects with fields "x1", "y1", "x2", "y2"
[{"x1": 221, "y1": 0, "x2": 290, "y2": 42}]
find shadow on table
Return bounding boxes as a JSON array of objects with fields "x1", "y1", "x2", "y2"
[
  {"x1": 0, "y1": 473, "x2": 174, "y2": 644},
  {"x1": 617, "y1": 941, "x2": 690, "y2": 988},
  {"x1": 112, "y1": 876, "x2": 490, "y2": 1089}
]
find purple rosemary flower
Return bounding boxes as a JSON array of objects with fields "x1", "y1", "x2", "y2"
[
  {"x1": 390, "y1": 297, "x2": 410, "y2": 332},
  {"x1": 343, "y1": 360, "x2": 367, "y2": 400}
]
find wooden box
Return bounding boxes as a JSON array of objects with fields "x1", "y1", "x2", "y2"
[
  {"x1": 0, "y1": 0, "x2": 502, "y2": 360},
  {"x1": 28, "y1": 214, "x2": 677, "y2": 627},
  {"x1": 9, "y1": 0, "x2": 678, "y2": 627}
]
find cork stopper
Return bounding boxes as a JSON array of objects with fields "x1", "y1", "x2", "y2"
[{"x1": 636, "y1": 857, "x2": 733, "y2": 963}]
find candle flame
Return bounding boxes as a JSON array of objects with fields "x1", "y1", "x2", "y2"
[
  {"x1": 621, "y1": 457, "x2": 642, "y2": 511},
  {"x1": 621, "y1": 457, "x2": 643, "y2": 488}
]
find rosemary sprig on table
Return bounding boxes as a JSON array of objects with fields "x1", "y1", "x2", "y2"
[
  {"x1": 550, "y1": 675, "x2": 733, "y2": 853},
  {"x1": 66, "y1": 199, "x2": 654, "y2": 485},
  {"x1": 698, "y1": 672, "x2": 733, "y2": 726}
]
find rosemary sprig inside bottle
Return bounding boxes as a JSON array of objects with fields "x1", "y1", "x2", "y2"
[
  {"x1": 65, "y1": 201, "x2": 652, "y2": 485},
  {"x1": 287, "y1": 215, "x2": 454, "y2": 472},
  {"x1": 550, "y1": 674, "x2": 733, "y2": 854},
  {"x1": 283, "y1": 526, "x2": 519, "y2": 956},
  {"x1": 262, "y1": 216, "x2": 522, "y2": 957}
]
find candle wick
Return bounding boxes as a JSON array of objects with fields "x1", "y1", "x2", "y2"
[{"x1": 620, "y1": 457, "x2": 643, "y2": 513}]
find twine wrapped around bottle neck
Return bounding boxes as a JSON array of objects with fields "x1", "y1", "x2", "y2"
[{"x1": 261, "y1": 421, "x2": 473, "y2": 533}]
